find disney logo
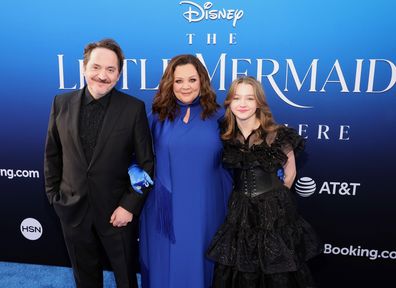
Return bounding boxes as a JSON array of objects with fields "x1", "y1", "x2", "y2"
[{"x1": 179, "y1": 1, "x2": 244, "y2": 28}]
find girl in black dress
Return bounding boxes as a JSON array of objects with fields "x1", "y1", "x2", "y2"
[{"x1": 207, "y1": 76, "x2": 321, "y2": 288}]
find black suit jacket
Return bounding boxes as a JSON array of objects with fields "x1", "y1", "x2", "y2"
[{"x1": 44, "y1": 88, "x2": 154, "y2": 234}]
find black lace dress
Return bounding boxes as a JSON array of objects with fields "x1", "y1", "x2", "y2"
[{"x1": 207, "y1": 126, "x2": 322, "y2": 288}]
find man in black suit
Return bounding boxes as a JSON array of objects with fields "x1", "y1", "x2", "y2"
[{"x1": 44, "y1": 38, "x2": 154, "y2": 288}]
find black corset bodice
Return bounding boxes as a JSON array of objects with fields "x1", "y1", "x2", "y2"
[
  {"x1": 222, "y1": 126, "x2": 305, "y2": 196},
  {"x1": 234, "y1": 167, "x2": 284, "y2": 197}
]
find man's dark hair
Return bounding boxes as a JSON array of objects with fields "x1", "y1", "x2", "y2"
[{"x1": 83, "y1": 38, "x2": 124, "y2": 72}]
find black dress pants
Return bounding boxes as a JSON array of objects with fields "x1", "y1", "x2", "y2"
[{"x1": 61, "y1": 207, "x2": 138, "y2": 288}]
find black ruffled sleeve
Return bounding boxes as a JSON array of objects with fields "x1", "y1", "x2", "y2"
[
  {"x1": 222, "y1": 140, "x2": 245, "y2": 168},
  {"x1": 274, "y1": 126, "x2": 305, "y2": 156}
]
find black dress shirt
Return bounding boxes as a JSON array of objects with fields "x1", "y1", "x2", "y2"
[{"x1": 79, "y1": 88, "x2": 111, "y2": 163}]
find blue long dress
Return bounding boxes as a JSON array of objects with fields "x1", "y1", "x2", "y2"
[{"x1": 139, "y1": 97, "x2": 232, "y2": 288}]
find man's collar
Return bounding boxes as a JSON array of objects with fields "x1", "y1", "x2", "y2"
[{"x1": 83, "y1": 87, "x2": 112, "y2": 107}]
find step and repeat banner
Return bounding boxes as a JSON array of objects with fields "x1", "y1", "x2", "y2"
[{"x1": 1, "y1": 1, "x2": 395, "y2": 287}]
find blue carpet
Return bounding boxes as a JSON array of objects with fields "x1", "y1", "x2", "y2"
[{"x1": 0, "y1": 261, "x2": 142, "y2": 287}]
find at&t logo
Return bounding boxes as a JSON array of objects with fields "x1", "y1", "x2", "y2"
[
  {"x1": 295, "y1": 177, "x2": 361, "y2": 197},
  {"x1": 20, "y1": 218, "x2": 43, "y2": 240},
  {"x1": 295, "y1": 177, "x2": 316, "y2": 197}
]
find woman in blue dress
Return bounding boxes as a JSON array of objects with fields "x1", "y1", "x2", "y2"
[{"x1": 138, "y1": 54, "x2": 232, "y2": 288}]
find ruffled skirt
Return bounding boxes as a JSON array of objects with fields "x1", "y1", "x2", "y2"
[{"x1": 207, "y1": 187, "x2": 321, "y2": 288}]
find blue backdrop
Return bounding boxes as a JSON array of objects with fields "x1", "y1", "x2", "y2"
[{"x1": 1, "y1": 1, "x2": 395, "y2": 287}]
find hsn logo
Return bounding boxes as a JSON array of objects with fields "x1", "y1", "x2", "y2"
[{"x1": 20, "y1": 218, "x2": 43, "y2": 240}]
